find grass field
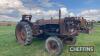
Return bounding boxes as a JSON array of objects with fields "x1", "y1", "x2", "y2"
[{"x1": 0, "y1": 25, "x2": 100, "y2": 56}]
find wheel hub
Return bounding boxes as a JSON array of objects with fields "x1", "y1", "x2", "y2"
[{"x1": 48, "y1": 41, "x2": 58, "y2": 51}]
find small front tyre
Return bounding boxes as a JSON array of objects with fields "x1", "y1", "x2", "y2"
[{"x1": 45, "y1": 36, "x2": 63, "y2": 56}]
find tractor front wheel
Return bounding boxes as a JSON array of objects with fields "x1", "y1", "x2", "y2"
[{"x1": 45, "y1": 36, "x2": 63, "y2": 56}]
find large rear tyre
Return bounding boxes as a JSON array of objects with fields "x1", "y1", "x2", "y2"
[
  {"x1": 15, "y1": 21, "x2": 33, "y2": 45},
  {"x1": 45, "y1": 36, "x2": 63, "y2": 56}
]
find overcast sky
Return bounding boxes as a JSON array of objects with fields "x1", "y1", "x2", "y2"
[{"x1": 0, "y1": 0, "x2": 100, "y2": 22}]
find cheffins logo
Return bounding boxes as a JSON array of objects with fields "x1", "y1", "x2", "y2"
[{"x1": 69, "y1": 46, "x2": 94, "y2": 52}]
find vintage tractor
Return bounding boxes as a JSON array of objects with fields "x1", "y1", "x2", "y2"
[{"x1": 15, "y1": 13, "x2": 79, "y2": 55}]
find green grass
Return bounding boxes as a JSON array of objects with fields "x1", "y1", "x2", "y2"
[{"x1": 0, "y1": 25, "x2": 100, "y2": 56}]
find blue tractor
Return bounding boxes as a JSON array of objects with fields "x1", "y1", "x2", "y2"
[{"x1": 15, "y1": 11, "x2": 80, "y2": 55}]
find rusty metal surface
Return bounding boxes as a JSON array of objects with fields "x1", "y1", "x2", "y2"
[
  {"x1": 35, "y1": 19, "x2": 63, "y2": 25},
  {"x1": 32, "y1": 17, "x2": 80, "y2": 36}
]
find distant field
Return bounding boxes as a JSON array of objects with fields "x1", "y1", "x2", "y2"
[
  {"x1": 0, "y1": 25, "x2": 100, "y2": 56},
  {"x1": 0, "y1": 22, "x2": 16, "y2": 26}
]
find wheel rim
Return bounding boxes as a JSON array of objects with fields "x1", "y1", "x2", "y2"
[
  {"x1": 16, "y1": 27, "x2": 26, "y2": 44},
  {"x1": 47, "y1": 40, "x2": 59, "y2": 52},
  {"x1": 20, "y1": 29, "x2": 26, "y2": 41}
]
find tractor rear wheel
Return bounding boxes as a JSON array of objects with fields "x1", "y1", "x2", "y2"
[
  {"x1": 45, "y1": 36, "x2": 63, "y2": 56},
  {"x1": 15, "y1": 21, "x2": 33, "y2": 45}
]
